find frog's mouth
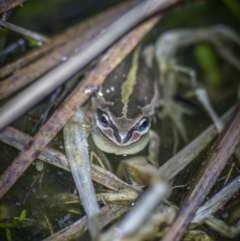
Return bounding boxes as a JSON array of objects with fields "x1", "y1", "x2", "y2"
[{"x1": 91, "y1": 127, "x2": 149, "y2": 155}]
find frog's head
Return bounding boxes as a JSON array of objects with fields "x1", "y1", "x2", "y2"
[
  {"x1": 92, "y1": 105, "x2": 151, "y2": 155},
  {"x1": 95, "y1": 107, "x2": 151, "y2": 146}
]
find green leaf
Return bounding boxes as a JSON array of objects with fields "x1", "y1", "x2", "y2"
[
  {"x1": 194, "y1": 44, "x2": 222, "y2": 87},
  {"x1": 0, "y1": 223, "x2": 15, "y2": 228},
  {"x1": 5, "y1": 228, "x2": 12, "y2": 241},
  {"x1": 19, "y1": 210, "x2": 27, "y2": 222}
]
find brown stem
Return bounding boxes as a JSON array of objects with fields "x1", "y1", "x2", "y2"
[
  {"x1": 161, "y1": 102, "x2": 240, "y2": 241},
  {"x1": 0, "y1": 1, "x2": 140, "y2": 80}
]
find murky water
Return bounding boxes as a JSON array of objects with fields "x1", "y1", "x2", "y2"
[{"x1": 0, "y1": 0, "x2": 240, "y2": 240}]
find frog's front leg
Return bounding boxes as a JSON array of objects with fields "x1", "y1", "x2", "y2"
[
  {"x1": 116, "y1": 156, "x2": 158, "y2": 186},
  {"x1": 63, "y1": 108, "x2": 100, "y2": 240},
  {"x1": 116, "y1": 130, "x2": 160, "y2": 186}
]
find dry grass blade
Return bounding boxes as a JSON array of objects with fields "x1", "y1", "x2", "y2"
[
  {"x1": 161, "y1": 102, "x2": 240, "y2": 241},
  {"x1": 0, "y1": 0, "x2": 179, "y2": 130},
  {"x1": 0, "y1": 0, "x2": 27, "y2": 14},
  {"x1": 0, "y1": 0, "x2": 140, "y2": 85},
  {"x1": 0, "y1": 126, "x2": 70, "y2": 171},
  {"x1": 0, "y1": 126, "x2": 140, "y2": 192},
  {"x1": 0, "y1": 14, "x2": 161, "y2": 198},
  {"x1": 0, "y1": 11, "x2": 127, "y2": 99},
  {"x1": 42, "y1": 204, "x2": 129, "y2": 241},
  {"x1": 0, "y1": 19, "x2": 49, "y2": 42}
]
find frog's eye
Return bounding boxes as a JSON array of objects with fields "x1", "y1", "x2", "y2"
[
  {"x1": 138, "y1": 117, "x2": 149, "y2": 131},
  {"x1": 100, "y1": 113, "x2": 110, "y2": 127}
]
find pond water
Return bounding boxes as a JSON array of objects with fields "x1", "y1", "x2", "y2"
[{"x1": 0, "y1": 0, "x2": 240, "y2": 240}]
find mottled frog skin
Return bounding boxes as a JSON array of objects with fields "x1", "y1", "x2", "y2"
[{"x1": 91, "y1": 47, "x2": 162, "y2": 156}]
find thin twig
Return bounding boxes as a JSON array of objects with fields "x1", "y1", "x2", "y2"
[
  {"x1": 0, "y1": 14, "x2": 161, "y2": 198},
  {"x1": 161, "y1": 102, "x2": 240, "y2": 241},
  {"x1": 0, "y1": 0, "x2": 179, "y2": 130},
  {"x1": 0, "y1": 19, "x2": 49, "y2": 42}
]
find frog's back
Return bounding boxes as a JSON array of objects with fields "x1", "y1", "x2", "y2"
[{"x1": 101, "y1": 49, "x2": 161, "y2": 119}]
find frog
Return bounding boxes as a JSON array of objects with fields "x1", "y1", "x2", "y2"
[
  {"x1": 64, "y1": 45, "x2": 163, "y2": 239},
  {"x1": 90, "y1": 46, "x2": 162, "y2": 179},
  {"x1": 63, "y1": 24, "x2": 240, "y2": 240}
]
